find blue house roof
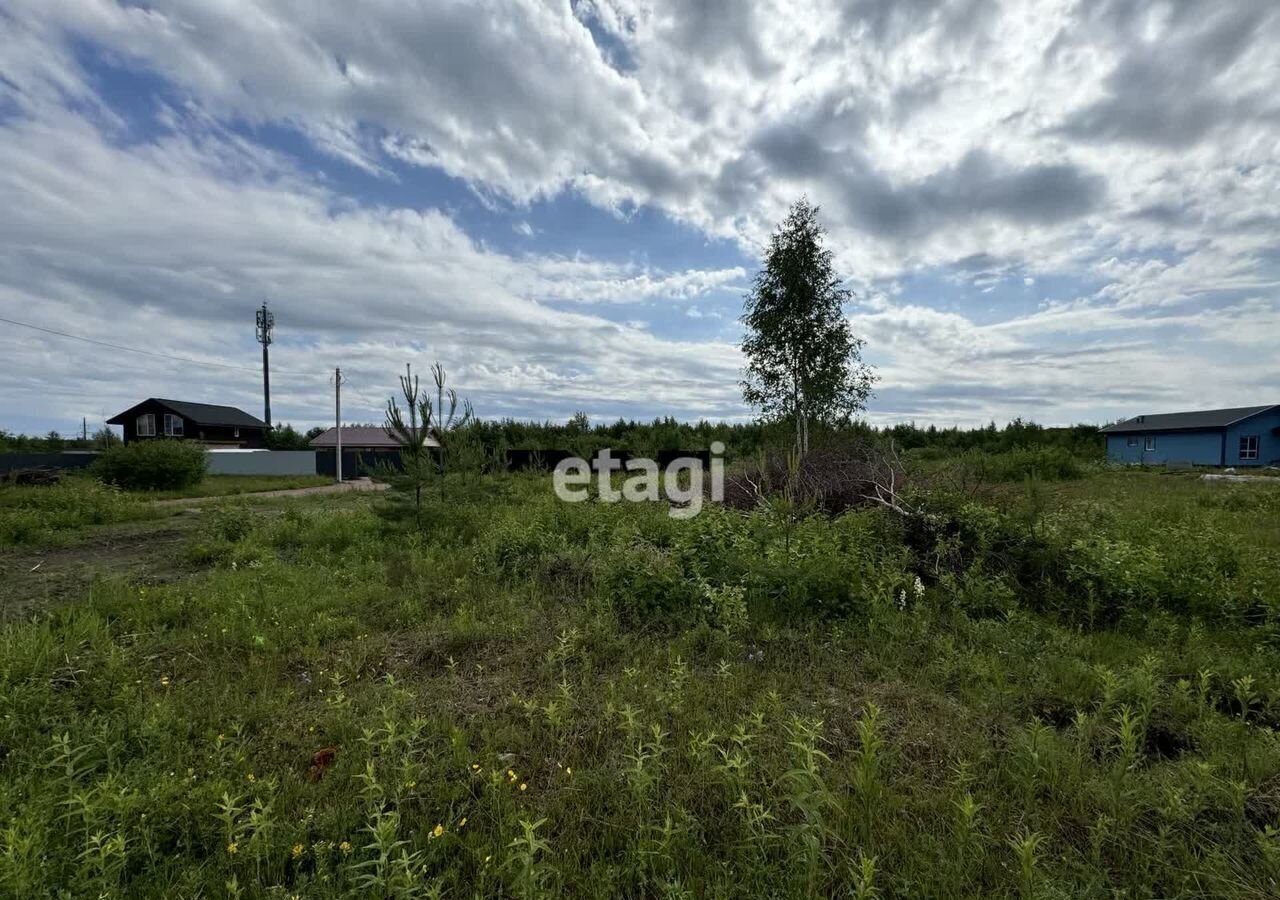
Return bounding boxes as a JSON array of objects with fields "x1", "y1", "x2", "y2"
[{"x1": 1100, "y1": 404, "x2": 1278, "y2": 435}]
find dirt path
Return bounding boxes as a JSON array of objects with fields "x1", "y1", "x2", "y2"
[
  {"x1": 153, "y1": 477, "x2": 389, "y2": 506},
  {"x1": 1, "y1": 481, "x2": 389, "y2": 618},
  {"x1": 0, "y1": 513, "x2": 204, "y2": 619}
]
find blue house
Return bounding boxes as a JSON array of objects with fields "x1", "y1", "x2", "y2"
[{"x1": 1101, "y1": 405, "x2": 1280, "y2": 467}]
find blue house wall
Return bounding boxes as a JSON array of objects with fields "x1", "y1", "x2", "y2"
[
  {"x1": 1104, "y1": 409, "x2": 1280, "y2": 466},
  {"x1": 1224, "y1": 409, "x2": 1280, "y2": 466},
  {"x1": 1105, "y1": 431, "x2": 1224, "y2": 465},
  {"x1": 1105, "y1": 435, "x2": 1141, "y2": 464}
]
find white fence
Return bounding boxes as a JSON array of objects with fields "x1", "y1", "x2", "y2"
[{"x1": 207, "y1": 450, "x2": 317, "y2": 476}]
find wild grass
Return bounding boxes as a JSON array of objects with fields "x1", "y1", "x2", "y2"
[
  {"x1": 1, "y1": 468, "x2": 1278, "y2": 896},
  {"x1": 1045, "y1": 469, "x2": 1280, "y2": 553},
  {"x1": 0, "y1": 474, "x2": 333, "y2": 546},
  {"x1": 0, "y1": 478, "x2": 156, "y2": 546}
]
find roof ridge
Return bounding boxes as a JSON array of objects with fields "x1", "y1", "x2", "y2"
[{"x1": 154, "y1": 397, "x2": 245, "y2": 409}]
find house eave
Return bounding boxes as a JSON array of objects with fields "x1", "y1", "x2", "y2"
[{"x1": 1102, "y1": 425, "x2": 1227, "y2": 437}]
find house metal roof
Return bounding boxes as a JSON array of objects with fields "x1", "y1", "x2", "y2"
[
  {"x1": 108, "y1": 398, "x2": 266, "y2": 428},
  {"x1": 309, "y1": 426, "x2": 440, "y2": 448},
  {"x1": 1099, "y1": 404, "x2": 1277, "y2": 434}
]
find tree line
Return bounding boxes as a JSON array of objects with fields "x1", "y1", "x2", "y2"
[{"x1": 1, "y1": 417, "x2": 1104, "y2": 461}]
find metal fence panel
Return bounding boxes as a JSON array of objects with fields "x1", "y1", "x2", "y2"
[
  {"x1": 0, "y1": 451, "x2": 100, "y2": 474},
  {"x1": 206, "y1": 450, "x2": 317, "y2": 476}
]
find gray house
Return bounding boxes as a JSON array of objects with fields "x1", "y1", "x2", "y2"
[
  {"x1": 308, "y1": 426, "x2": 439, "y2": 451},
  {"x1": 308, "y1": 426, "x2": 439, "y2": 479},
  {"x1": 1100, "y1": 405, "x2": 1280, "y2": 466}
]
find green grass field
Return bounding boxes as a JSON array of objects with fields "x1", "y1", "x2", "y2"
[
  {"x1": 0, "y1": 474, "x2": 334, "y2": 546},
  {"x1": 0, "y1": 477, "x2": 159, "y2": 546},
  {"x1": 2, "y1": 465, "x2": 1279, "y2": 897}
]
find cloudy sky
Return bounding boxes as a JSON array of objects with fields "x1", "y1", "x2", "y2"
[{"x1": 1, "y1": 0, "x2": 1277, "y2": 435}]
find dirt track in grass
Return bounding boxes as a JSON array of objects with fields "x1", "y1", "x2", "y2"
[
  {"x1": 151, "y1": 477, "x2": 388, "y2": 506},
  {"x1": 0, "y1": 512, "x2": 204, "y2": 619},
  {"x1": 0, "y1": 489, "x2": 384, "y2": 619}
]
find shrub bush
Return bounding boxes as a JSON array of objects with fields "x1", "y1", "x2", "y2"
[
  {"x1": 203, "y1": 503, "x2": 259, "y2": 543},
  {"x1": 93, "y1": 440, "x2": 208, "y2": 491},
  {"x1": 604, "y1": 540, "x2": 702, "y2": 627},
  {"x1": 917, "y1": 449, "x2": 1088, "y2": 499},
  {"x1": 974, "y1": 446, "x2": 1086, "y2": 482}
]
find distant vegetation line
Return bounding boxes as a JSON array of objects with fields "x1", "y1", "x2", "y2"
[
  {"x1": 1, "y1": 417, "x2": 1105, "y2": 458},
  {"x1": 411, "y1": 416, "x2": 1105, "y2": 460}
]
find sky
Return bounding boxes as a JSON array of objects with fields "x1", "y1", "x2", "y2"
[{"x1": 1, "y1": 0, "x2": 1277, "y2": 436}]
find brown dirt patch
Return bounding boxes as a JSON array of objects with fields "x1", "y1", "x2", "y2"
[{"x1": 0, "y1": 512, "x2": 205, "y2": 619}]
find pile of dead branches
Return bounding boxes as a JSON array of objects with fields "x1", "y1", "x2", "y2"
[
  {"x1": 2, "y1": 467, "x2": 60, "y2": 486},
  {"x1": 719, "y1": 442, "x2": 915, "y2": 517}
]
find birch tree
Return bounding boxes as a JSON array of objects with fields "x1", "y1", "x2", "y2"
[{"x1": 740, "y1": 198, "x2": 875, "y2": 452}]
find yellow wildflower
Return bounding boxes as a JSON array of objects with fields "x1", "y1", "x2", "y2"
[
  {"x1": 432, "y1": 823, "x2": 445, "y2": 839},
  {"x1": 246, "y1": 773, "x2": 256, "y2": 783},
  {"x1": 226, "y1": 842, "x2": 238, "y2": 855},
  {"x1": 566, "y1": 767, "x2": 573, "y2": 776},
  {"x1": 339, "y1": 841, "x2": 352, "y2": 855},
  {"x1": 291, "y1": 843, "x2": 304, "y2": 859},
  {"x1": 519, "y1": 782, "x2": 528, "y2": 792}
]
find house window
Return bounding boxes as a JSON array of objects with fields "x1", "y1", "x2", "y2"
[
  {"x1": 1240, "y1": 435, "x2": 1259, "y2": 461},
  {"x1": 1126, "y1": 437, "x2": 1138, "y2": 447},
  {"x1": 1143, "y1": 436, "x2": 1156, "y2": 452},
  {"x1": 163, "y1": 414, "x2": 183, "y2": 436},
  {"x1": 136, "y1": 413, "x2": 155, "y2": 436}
]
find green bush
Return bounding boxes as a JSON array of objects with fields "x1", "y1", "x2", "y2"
[
  {"x1": 604, "y1": 540, "x2": 702, "y2": 627},
  {"x1": 203, "y1": 504, "x2": 258, "y2": 543},
  {"x1": 971, "y1": 446, "x2": 1086, "y2": 482},
  {"x1": 93, "y1": 440, "x2": 208, "y2": 491}
]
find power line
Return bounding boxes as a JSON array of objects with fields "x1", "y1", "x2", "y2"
[{"x1": 0, "y1": 314, "x2": 322, "y2": 376}]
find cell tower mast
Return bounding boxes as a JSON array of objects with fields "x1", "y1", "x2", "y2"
[{"x1": 255, "y1": 302, "x2": 275, "y2": 428}]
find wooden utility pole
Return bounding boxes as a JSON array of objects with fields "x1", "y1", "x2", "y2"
[{"x1": 332, "y1": 367, "x2": 345, "y2": 483}]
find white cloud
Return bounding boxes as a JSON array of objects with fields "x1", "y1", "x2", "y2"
[
  {"x1": 8, "y1": 1, "x2": 1272, "y2": 283},
  {"x1": 0, "y1": 95, "x2": 746, "y2": 429},
  {"x1": 0, "y1": 0, "x2": 1277, "y2": 429}
]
